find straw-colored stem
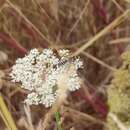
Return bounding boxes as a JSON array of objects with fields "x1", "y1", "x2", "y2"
[
  {"x1": 73, "y1": 10, "x2": 130, "y2": 56},
  {"x1": 0, "y1": 94, "x2": 18, "y2": 130},
  {"x1": 6, "y1": 0, "x2": 53, "y2": 46},
  {"x1": 108, "y1": 113, "x2": 129, "y2": 130},
  {"x1": 82, "y1": 51, "x2": 117, "y2": 71}
]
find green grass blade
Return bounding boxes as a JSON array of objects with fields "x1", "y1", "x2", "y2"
[{"x1": 55, "y1": 111, "x2": 63, "y2": 130}]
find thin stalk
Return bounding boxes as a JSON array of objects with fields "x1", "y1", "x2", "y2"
[
  {"x1": 55, "y1": 111, "x2": 62, "y2": 130},
  {"x1": 73, "y1": 10, "x2": 130, "y2": 56},
  {"x1": 0, "y1": 94, "x2": 18, "y2": 130},
  {"x1": 0, "y1": 32, "x2": 27, "y2": 56},
  {"x1": 6, "y1": 0, "x2": 53, "y2": 46}
]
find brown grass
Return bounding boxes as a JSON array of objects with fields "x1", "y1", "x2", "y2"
[{"x1": 0, "y1": 0, "x2": 130, "y2": 130}]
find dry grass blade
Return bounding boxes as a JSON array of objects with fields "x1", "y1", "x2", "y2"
[
  {"x1": 73, "y1": 10, "x2": 130, "y2": 56},
  {"x1": 111, "y1": 0, "x2": 124, "y2": 12},
  {"x1": 0, "y1": 110, "x2": 10, "y2": 129},
  {"x1": 6, "y1": 0, "x2": 53, "y2": 46},
  {"x1": 109, "y1": 37, "x2": 130, "y2": 44},
  {"x1": 0, "y1": 0, "x2": 129, "y2": 130},
  {"x1": 66, "y1": 0, "x2": 90, "y2": 39},
  {"x1": 33, "y1": 0, "x2": 54, "y2": 22},
  {"x1": 0, "y1": 32, "x2": 27, "y2": 56},
  {"x1": 82, "y1": 51, "x2": 117, "y2": 71},
  {"x1": 124, "y1": 0, "x2": 130, "y2": 3},
  {"x1": 62, "y1": 106, "x2": 105, "y2": 125},
  {"x1": 108, "y1": 113, "x2": 129, "y2": 130},
  {"x1": 24, "y1": 105, "x2": 34, "y2": 130},
  {"x1": 48, "y1": 0, "x2": 59, "y2": 21},
  {"x1": 0, "y1": 94, "x2": 18, "y2": 130}
]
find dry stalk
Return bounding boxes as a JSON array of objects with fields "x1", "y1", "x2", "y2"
[
  {"x1": 108, "y1": 113, "x2": 130, "y2": 130},
  {"x1": 109, "y1": 37, "x2": 130, "y2": 44},
  {"x1": 73, "y1": 10, "x2": 130, "y2": 56},
  {"x1": 62, "y1": 106, "x2": 106, "y2": 126},
  {"x1": 6, "y1": 0, "x2": 53, "y2": 46},
  {"x1": 82, "y1": 51, "x2": 117, "y2": 71}
]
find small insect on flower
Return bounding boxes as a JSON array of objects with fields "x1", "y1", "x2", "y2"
[{"x1": 10, "y1": 48, "x2": 83, "y2": 107}]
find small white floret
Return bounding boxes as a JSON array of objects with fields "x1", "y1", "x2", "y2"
[{"x1": 10, "y1": 48, "x2": 83, "y2": 107}]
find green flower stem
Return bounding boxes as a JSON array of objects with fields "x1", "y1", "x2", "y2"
[{"x1": 55, "y1": 111, "x2": 63, "y2": 130}]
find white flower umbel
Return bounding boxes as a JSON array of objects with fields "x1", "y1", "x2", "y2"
[{"x1": 10, "y1": 48, "x2": 83, "y2": 107}]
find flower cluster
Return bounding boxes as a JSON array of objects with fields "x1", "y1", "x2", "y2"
[{"x1": 10, "y1": 48, "x2": 83, "y2": 107}]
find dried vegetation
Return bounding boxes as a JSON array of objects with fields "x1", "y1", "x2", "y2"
[{"x1": 0, "y1": 0, "x2": 130, "y2": 130}]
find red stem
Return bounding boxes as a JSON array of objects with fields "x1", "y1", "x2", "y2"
[
  {"x1": 8, "y1": 9, "x2": 48, "y2": 48},
  {"x1": 0, "y1": 32, "x2": 27, "y2": 56},
  {"x1": 92, "y1": 0, "x2": 124, "y2": 54},
  {"x1": 91, "y1": 0, "x2": 108, "y2": 24},
  {"x1": 74, "y1": 88, "x2": 108, "y2": 118}
]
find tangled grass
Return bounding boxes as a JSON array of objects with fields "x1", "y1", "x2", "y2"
[{"x1": 0, "y1": 0, "x2": 130, "y2": 130}]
